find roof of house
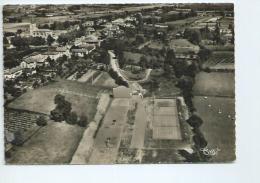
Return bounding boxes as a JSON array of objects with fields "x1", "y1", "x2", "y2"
[
  {"x1": 71, "y1": 49, "x2": 88, "y2": 53},
  {"x1": 5, "y1": 66, "x2": 23, "y2": 74},
  {"x1": 85, "y1": 35, "x2": 99, "y2": 42},
  {"x1": 56, "y1": 47, "x2": 68, "y2": 52}
]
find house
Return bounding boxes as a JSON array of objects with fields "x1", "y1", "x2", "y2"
[
  {"x1": 86, "y1": 27, "x2": 95, "y2": 35},
  {"x1": 83, "y1": 21, "x2": 94, "y2": 27},
  {"x1": 56, "y1": 47, "x2": 71, "y2": 58},
  {"x1": 85, "y1": 35, "x2": 100, "y2": 46},
  {"x1": 32, "y1": 29, "x2": 53, "y2": 39},
  {"x1": 113, "y1": 86, "x2": 131, "y2": 98},
  {"x1": 71, "y1": 49, "x2": 89, "y2": 57},
  {"x1": 3, "y1": 23, "x2": 34, "y2": 37},
  {"x1": 42, "y1": 51, "x2": 64, "y2": 61},
  {"x1": 4, "y1": 66, "x2": 23, "y2": 80},
  {"x1": 22, "y1": 52, "x2": 49, "y2": 67}
]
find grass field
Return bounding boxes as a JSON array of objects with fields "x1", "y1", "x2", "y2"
[
  {"x1": 93, "y1": 72, "x2": 118, "y2": 88},
  {"x1": 6, "y1": 121, "x2": 85, "y2": 164},
  {"x1": 193, "y1": 96, "x2": 235, "y2": 162},
  {"x1": 8, "y1": 79, "x2": 103, "y2": 120},
  {"x1": 141, "y1": 69, "x2": 181, "y2": 97},
  {"x1": 193, "y1": 71, "x2": 235, "y2": 97}
]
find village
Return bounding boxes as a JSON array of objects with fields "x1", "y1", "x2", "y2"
[{"x1": 3, "y1": 4, "x2": 235, "y2": 164}]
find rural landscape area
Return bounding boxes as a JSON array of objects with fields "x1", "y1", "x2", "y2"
[{"x1": 3, "y1": 3, "x2": 235, "y2": 164}]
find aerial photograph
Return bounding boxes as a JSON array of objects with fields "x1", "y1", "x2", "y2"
[{"x1": 3, "y1": 3, "x2": 235, "y2": 164}]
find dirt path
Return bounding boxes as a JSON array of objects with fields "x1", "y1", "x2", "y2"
[{"x1": 130, "y1": 99, "x2": 147, "y2": 149}]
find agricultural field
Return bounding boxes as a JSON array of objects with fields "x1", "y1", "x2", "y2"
[
  {"x1": 6, "y1": 121, "x2": 85, "y2": 164},
  {"x1": 193, "y1": 71, "x2": 235, "y2": 97},
  {"x1": 203, "y1": 51, "x2": 234, "y2": 69},
  {"x1": 193, "y1": 96, "x2": 235, "y2": 162},
  {"x1": 4, "y1": 109, "x2": 40, "y2": 133},
  {"x1": 7, "y1": 79, "x2": 105, "y2": 120}
]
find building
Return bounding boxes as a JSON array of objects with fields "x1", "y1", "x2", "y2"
[
  {"x1": 113, "y1": 86, "x2": 131, "y2": 98},
  {"x1": 22, "y1": 52, "x2": 49, "y2": 67},
  {"x1": 71, "y1": 48, "x2": 89, "y2": 57},
  {"x1": 4, "y1": 66, "x2": 23, "y2": 80},
  {"x1": 85, "y1": 35, "x2": 100, "y2": 46},
  {"x1": 3, "y1": 23, "x2": 35, "y2": 37},
  {"x1": 83, "y1": 21, "x2": 94, "y2": 27},
  {"x1": 32, "y1": 29, "x2": 53, "y2": 39}
]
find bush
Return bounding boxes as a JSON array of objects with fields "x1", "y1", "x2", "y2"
[
  {"x1": 78, "y1": 115, "x2": 88, "y2": 127},
  {"x1": 12, "y1": 130, "x2": 24, "y2": 146},
  {"x1": 66, "y1": 112, "x2": 78, "y2": 125},
  {"x1": 36, "y1": 115, "x2": 47, "y2": 126},
  {"x1": 186, "y1": 114, "x2": 203, "y2": 128}
]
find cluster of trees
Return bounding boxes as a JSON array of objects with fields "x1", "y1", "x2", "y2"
[
  {"x1": 108, "y1": 69, "x2": 128, "y2": 87},
  {"x1": 50, "y1": 94, "x2": 88, "y2": 127},
  {"x1": 57, "y1": 26, "x2": 85, "y2": 46},
  {"x1": 184, "y1": 28, "x2": 202, "y2": 45},
  {"x1": 161, "y1": 9, "x2": 198, "y2": 22},
  {"x1": 9, "y1": 35, "x2": 55, "y2": 50},
  {"x1": 179, "y1": 114, "x2": 210, "y2": 162}
]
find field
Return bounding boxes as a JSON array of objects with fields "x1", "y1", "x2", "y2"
[
  {"x1": 193, "y1": 72, "x2": 235, "y2": 97},
  {"x1": 7, "y1": 79, "x2": 104, "y2": 120},
  {"x1": 93, "y1": 72, "x2": 118, "y2": 88},
  {"x1": 88, "y1": 98, "x2": 130, "y2": 164},
  {"x1": 203, "y1": 51, "x2": 234, "y2": 68},
  {"x1": 193, "y1": 96, "x2": 235, "y2": 162},
  {"x1": 4, "y1": 109, "x2": 40, "y2": 133},
  {"x1": 6, "y1": 121, "x2": 85, "y2": 164},
  {"x1": 166, "y1": 16, "x2": 201, "y2": 27},
  {"x1": 141, "y1": 69, "x2": 181, "y2": 97}
]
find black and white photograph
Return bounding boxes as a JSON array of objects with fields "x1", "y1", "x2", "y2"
[{"x1": 2, "y1": 3, "x2": 236, "y2": 165}]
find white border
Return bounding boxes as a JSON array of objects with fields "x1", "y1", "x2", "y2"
[{"x1": 1, "y1": 0, "x2": 260, "y2": 183}]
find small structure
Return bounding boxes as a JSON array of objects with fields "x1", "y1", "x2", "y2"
[{"x1": 113, "y1": 86, "x2": 131, "y2": 98}]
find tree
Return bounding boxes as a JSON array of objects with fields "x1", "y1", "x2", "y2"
[
  {"x1": 78, "y1": 115, "x2": 88, "y2": 127},
  {"x1": 139, "y1": 56, "x2": 148, "y2": 69},
  {"x1": 66, "y1": 112, "x2": 78, "y2": 125},
  {"x1": 47, "y1": 35, "x2": 55, "y2": 46},
  {"x1": 36, "y1": 115, "x2": 47, "y2": 126},
  {"x1": 16, "y1": 29, "x2": 22, "y2": 36},
  {"x1": 214, "y1": 23, "x2": 221, "y2": 44},
  {"x1": 57, "y1": 34, "x2": 69, "y2": 46},
  {"x1": 186, "y1": 114, "x2": 203, "y2": 128},
  {"x1": 11, "y1": 36, "x2": 29, "y2": 50},
  {"x1": 165, "y1": 49, "x2": 176, "y2": 66},
  {"x1": 198, "y1": 48, "x2": 212, "y2": 62}
]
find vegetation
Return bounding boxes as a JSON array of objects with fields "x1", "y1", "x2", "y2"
[{"x1": 36, "y1": 115, "x2": 47, "y2": 126}]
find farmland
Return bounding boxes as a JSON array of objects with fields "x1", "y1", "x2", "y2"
[
  {"x1": 193, "y1": 71, "x2": 235, "y2": 97},
  {"x1": 193, "y1": 96, "x2": 235, "y2": 162},
  {"x1": 7, "y1": 79, "x2": 105, "y2": 120},
  {"x1": 93, "y1": 72, "x2": 118, "y2": 88},
  {"x1": 7, "y1": 121, "x2": 85, "y2": 164},
  {"x1": 203, "y1": 51, "x2": 234, "y2": 68}
]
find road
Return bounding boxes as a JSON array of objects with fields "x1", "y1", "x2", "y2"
[{"x1": 108, "y1": 50, "x2": 152, "y2": 92}]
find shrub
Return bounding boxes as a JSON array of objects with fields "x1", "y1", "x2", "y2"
[
  {"x1": 66, "y1": 112, "x2": 78, "y2": 125},
  {"x1": 36, "y1": 115, "x2": 47, "y2": 126},
  {"x1": 186, "y1": 114, "x2": 203, "y2": 128},
  {"x1": 78, "y1": 115, "x2": 88, "y2": 127}
]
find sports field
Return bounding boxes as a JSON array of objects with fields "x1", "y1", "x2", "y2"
[
  {"x1": 193, "y1": 96, "x2": 235, "y2": 162},
  {"x1": 193, "y1": 72, "x2": 235, "y2": 97},
  {"x1": 152, "y1": 99, "x2": 182, "y2": 140}
]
